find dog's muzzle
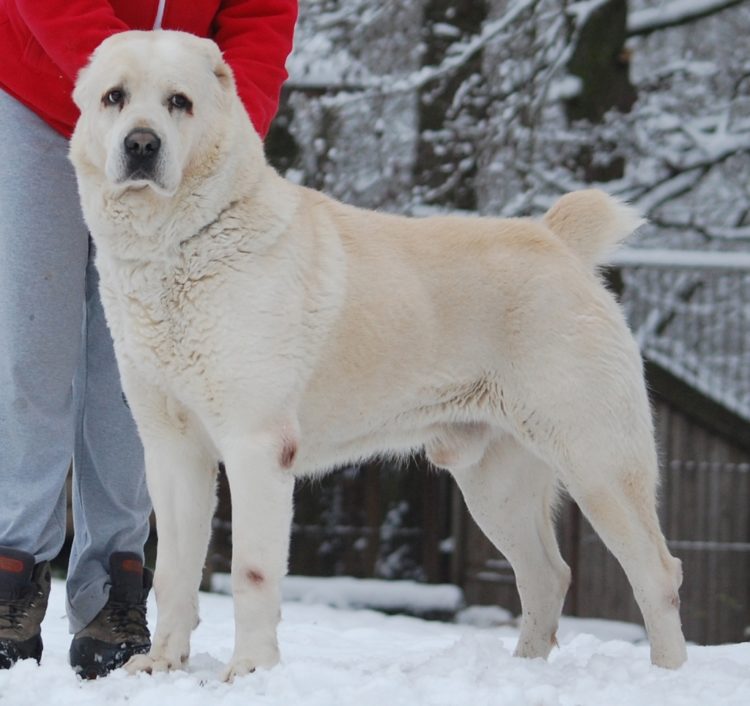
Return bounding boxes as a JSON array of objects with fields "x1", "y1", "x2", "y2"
[{"x1": 123, "y1": 128, "x2": 161, "y2": 180}]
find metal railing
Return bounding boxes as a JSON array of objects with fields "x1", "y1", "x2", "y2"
[{"x1": 612, "y1": 248, "x2": 750, "y2": 428}]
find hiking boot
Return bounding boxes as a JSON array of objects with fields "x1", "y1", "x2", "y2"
[
  {"x1": 0, "y1": 548, "x2": 51, "y2": 669},
  {"x1": 69, "y1": 552, "x2": 152, "y2": 679}
]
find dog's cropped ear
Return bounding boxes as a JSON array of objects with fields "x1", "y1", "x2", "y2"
[
  {"x1": 213, "y1": 57, "x2": 236, "y2": 93},
  {"x1": 196, "y1": 37, "x2": 236, "y2": 94},
  {"x1": 72, "y1": 32, "x2": 129, "y2": 110},
  {"x1": 72, "y1": 61, "x2": 95, "y2": 111}
]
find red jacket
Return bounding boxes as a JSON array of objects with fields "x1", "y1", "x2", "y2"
[{"x1": 0, "y1": 0, "x2": 297, "y2": 138}]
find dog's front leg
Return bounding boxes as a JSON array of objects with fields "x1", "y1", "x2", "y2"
[
  {"x1": 126, "y1": 433, "x2": 217, "y2": 675},
  {"x1": 220, "y1": 433, "x2": 295, "y2": 682},
  {"x1": 118, "y1": 377, "x2": 218, "y2": 675}
]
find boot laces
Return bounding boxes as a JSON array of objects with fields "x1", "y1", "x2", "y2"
[
  {"x1": 106, "y1": 599, "x2": 148, "y2": 639},
  {"x1": 0, "y1": 588, "x2": 36, "y2": 632}
]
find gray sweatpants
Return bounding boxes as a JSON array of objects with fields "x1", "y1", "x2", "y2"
[{"x1": 0, "y1": 90, "x2": 152, "y2": 633}]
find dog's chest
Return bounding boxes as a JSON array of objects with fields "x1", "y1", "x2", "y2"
[{"x1": 103, "y1": 259, "x2": 224, "y2": 394}]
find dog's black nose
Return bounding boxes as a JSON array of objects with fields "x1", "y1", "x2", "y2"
[{"x1": 124, "y1": 128, "x2": 161, "y2": 159}]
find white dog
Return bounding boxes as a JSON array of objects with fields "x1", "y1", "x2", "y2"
[{"x1": 69, "y1": 30, "x2": 687, "y2": 680}]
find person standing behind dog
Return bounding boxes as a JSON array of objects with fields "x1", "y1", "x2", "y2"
[{"x1": 0, "y1": 0, "x2": 297, "y2": 678}]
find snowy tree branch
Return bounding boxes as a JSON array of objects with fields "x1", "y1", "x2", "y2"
[
  {"x1": 627, "y1": 0, "x2": 747, "y2": 37},
  {"x1": 291, "y1": 1, "x2": 543, "y2": 110},
  {"x1": 390, "y1": 0, "x2": 539, "y2": 93}
]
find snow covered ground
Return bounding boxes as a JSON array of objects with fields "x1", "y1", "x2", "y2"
[{"x1": 1, "y1": 578, "x2": 748, "y2": 706}]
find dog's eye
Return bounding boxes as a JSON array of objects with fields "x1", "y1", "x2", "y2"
[
  {"x1": 168, "y1": 93, "x2": 193, "y2": 112},
  {"x1": 103, "y1": 89, "x2": 124, "y2": 107}
]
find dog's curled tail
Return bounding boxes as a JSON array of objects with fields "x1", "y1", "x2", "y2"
[{"x1": 543, "y1": 189, "x2": 644, "y2": 268}]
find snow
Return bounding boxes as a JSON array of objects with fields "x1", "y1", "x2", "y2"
[
  {"x1": 628, "y1": 0, "x2": 744, "y2": 36},
  {"x1": 610, "y1": 247, "x2": 750, "y2": 269},
  {"x1": 547, "y1": 75, "x2": 583, "y2": 102},
  {"x1": 214, "y1": 574, "x2": 464, "y2": 616},
  {"x1": 568, "y1": 0, "x2": 613, "y2": 28},
  {"x1": 1, "y1": 579, "x2": 749, "y2": 706}
]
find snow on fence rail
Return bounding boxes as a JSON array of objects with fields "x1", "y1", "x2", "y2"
[
  {"x1": 611, "y1": 249, "x2": 750, "y2": 425},
  {"x1": 610, "y1": 247, "x2": 750, "y2": 270}
]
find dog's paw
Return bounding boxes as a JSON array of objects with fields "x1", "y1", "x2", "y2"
[
  {"x1": 221, "y1": 658, "x2": 257, "y2": 683},
  {"x1": 124, "y1": 652, "x2": 185, "y2": 675},
  {"x1": 221, "y1": 645, "x2": 280, "y2": 683}
]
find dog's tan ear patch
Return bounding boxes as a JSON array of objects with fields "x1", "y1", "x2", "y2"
[{"x1": 213, "y1": 59, "x2": 235, "y2": 92}]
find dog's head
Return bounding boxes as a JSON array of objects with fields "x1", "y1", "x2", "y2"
[{"x1": 71, "y1": 30, "x2": 239, "y2": 198}]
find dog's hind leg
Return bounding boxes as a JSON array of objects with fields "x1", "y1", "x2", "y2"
[
  {"x1": 548, "y1": 433, "x2": 686, "y2": 668},
  {"x1": 500, "y1": 289, "x2": 687, "y2": 668},
  {"x1": 219, "y1": 430, "x2": 296, "y2": 682},
  {"x1": 450, "y1": 434, "x2": 571, "y2": 659},
  {"x1": 552, "y1": 432, "x2": 687, "y2": 668}
]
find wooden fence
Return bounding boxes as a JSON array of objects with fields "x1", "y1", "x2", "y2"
[
  {"x1": 449, "y1": 257, "x2": 750, "y2": 644},
  {"x1": 458, "y1": 387, "x2": 750, "y2": 645}
]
